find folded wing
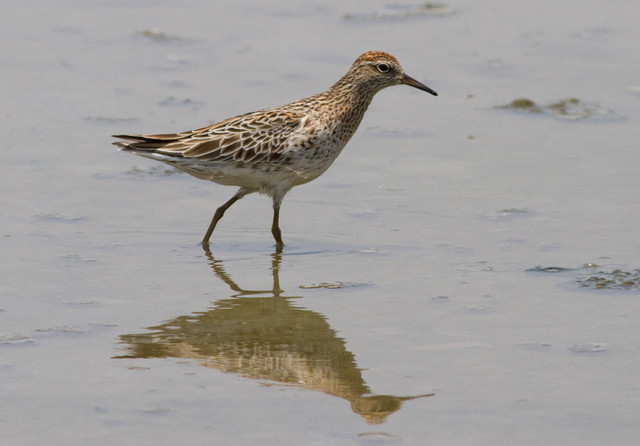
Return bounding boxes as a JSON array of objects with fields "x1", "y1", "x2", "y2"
[{"x1": 113, "y1": 109, "x2": 310, "y2": 165}]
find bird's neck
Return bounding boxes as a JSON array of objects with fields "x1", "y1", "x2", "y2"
[
  {"x1": 327, "y1": 72, "x2": 378, "y2": 108},
  {"x1": 308, "y1": 73, "x2": 378, "y2": 133}
]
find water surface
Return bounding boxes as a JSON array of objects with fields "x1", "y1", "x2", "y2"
[{"x1": 2, "y1": 1, "x2": 640, "y2": 444}]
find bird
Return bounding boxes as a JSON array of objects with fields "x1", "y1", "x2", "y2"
[{"x1": 113, "y1": 51, "x2": 437, "y2": 250}]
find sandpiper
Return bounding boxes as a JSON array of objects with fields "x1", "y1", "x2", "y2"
[{"x1": 113, "y1": 51, "x2": 437, "y2": 249}]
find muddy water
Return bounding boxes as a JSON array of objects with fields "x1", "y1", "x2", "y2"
[{"x1": 2, "y1": 1, "x2": 640, "y2": 444}]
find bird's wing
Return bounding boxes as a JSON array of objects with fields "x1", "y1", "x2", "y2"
[{"x1": 113, "y1": 109, "x2": 313, "y2": 164}]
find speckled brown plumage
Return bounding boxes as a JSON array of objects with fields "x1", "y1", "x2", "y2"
[{"x1": 113, "y1": 51, "x2": 437, "y2": 249}]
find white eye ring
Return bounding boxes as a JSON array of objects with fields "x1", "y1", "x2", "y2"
[{"x1": 376, "y1": 63, "x2": 390, "y2": 73}]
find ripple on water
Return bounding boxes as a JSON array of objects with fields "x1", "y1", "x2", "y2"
[{"x1": 344, "y1": 3, "x2": 453, "y2": 22}]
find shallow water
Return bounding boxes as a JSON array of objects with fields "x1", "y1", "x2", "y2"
[{"x1": 2, "y1": 1, "x2": 640, "y2": 444}]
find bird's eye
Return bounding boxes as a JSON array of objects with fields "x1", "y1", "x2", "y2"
[{"x1": 376, "y1": 63, "x2": 390, "y2": 73}]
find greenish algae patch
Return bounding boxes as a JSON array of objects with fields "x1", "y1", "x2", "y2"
[
  {"x1": 576, "y1": 269, "x2": 640, "y2": 290},
  {"x1": 498, "y1": 97, "x2": 616, "y2": 120},
  {"x1": 299, "y1": 281, "x2": 369, "y2": 289},
  {"x1": 502, "y1": 98, "x2": 541, "y2": 112}
]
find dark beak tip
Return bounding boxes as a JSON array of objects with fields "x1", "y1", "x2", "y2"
[
  {"x1": 418, "y1": 85, "x2": 438, "y2": 96},
  {"x1": 402, "y1": 73, "x2": 437, "y2": 96}
]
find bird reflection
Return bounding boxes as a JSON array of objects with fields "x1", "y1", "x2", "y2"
[{"x1": 115, "y1": 247, "x2": 433, "y2": 424}]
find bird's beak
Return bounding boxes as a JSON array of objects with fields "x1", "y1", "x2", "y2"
[{"x1": 401, "y1": 73, "x2": 438, "y2": 96}]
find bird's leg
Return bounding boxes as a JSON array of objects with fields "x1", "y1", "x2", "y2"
[
  {"x1": 271, "y1": 198, "x2": 284, "y2": 250},
  {"x1": 202, "y1": 189, "x2": 248, "y2": 247}
]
